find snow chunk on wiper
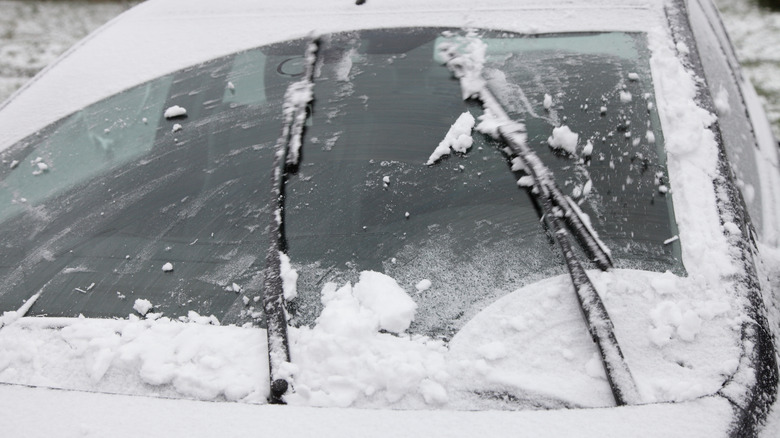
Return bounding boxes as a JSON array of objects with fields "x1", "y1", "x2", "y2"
[
  {"x1": 436, "y1": 31, "x2": 487, "y2": 100},
  {"x1": 425, "y1": 112, "x2": 475, "y2": 165}
]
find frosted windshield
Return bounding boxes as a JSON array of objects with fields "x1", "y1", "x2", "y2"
[{"x1": 0, "y1": 29, "x2": 680, "y2": 338}]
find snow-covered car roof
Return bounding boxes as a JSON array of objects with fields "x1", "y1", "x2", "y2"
[
  {"x1": 0, "y1": 0, "x2": 659, "y2": 153},
  {"x1": 1, "y1": 0, "x2": 779, "y2": 437}
]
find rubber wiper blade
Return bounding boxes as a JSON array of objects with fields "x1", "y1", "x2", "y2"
[
  {"x1": 502, "y1": 121, "x2": 636, "y2": 402},
  {"x1": 438, "y1": 33, "x2": 638, "y2": 405},
  {"x1": 262, "y1": 37, "x2": 320, "y2": 405},
  {"x1": 491, "y1": 94, "x2": 640, "y2": 406},
  {"x1": 481, "y1": 91, "x2": 613, "y2": 270}
]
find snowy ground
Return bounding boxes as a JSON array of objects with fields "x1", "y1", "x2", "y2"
[
  {"x1": 714, "y1": 0, "x2": 780, "y2": 137},
  {"x1": 0, "y1": 0, "x2": 138, "y2": 104}
]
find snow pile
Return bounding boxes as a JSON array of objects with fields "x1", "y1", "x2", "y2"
[
  {"x1": 0, "y1": 267, "x2": 741, "y2": 410},
  {"x1": 547, "y1": 125, "x2": 579, "y2": 154},
  {"x1": 0, "y1": 314, "x2": 268, "y2": 402},
  {"x1": 647, "y1": 16, "x2": 736, "y2": 285},
  {"x1": 449, "y1": 269, "x2": 740, "y2": 406},
  {"x1": 426, "y1": 112, "x2": 475, "y2": 165},
  {"x1": 286, "y1": 272, "x2": 447, "y2": 408}
]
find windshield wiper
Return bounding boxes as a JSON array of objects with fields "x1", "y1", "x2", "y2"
[
  {"x1": 498, "y1": 118, "x2": 641, "y2": 406},
  {"x1": 439, "y1": 34, "x2": 640, "y2": 405},
  {"x1": 262, "y1": 37, "x2": 320, "y2": 405}
]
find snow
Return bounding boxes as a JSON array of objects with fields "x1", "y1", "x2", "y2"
[
  {"x1": 426, "y1": 112, "x2": 475, "y2": 165},
  {"x1": 352, "y1": 271, "x2": 417, "y2": 334},
  {"x1": 0, "y1": 268, "x2": 740, "y2": 411},
  {"x1": 547, "y1": 125, "x2": 579, "y2": 154},
  {"x1": 415, "y1": 279, "x2": 432, "y2": 292},
  {"x1": 161, "y1": 262, "x2": 173, "y2": 272},
  {"x1": 713, "y1": 85, "x2": 731, "y2": 115},
  {"x1": 0, "y1": 383, "x2": 734, "y2": 438},
  {"x1": 279, "y1": 252, "x2": 298, "y2": 301},
  {"x1": 163, "y1": 105, "x2": 186, "y2": 119},
  {"x1": 0, "y1": 0, "x2": 778, "y2": 433},
  {"x1": 133, "y1": 299, "x2": 153, "y2": 316},
  {"x1": 517, "y1": 175, "x2": 535, "y2": 187},
  {"x1": 583, "y1": 139, "x2": 594, "y2": 156},
  {"x1": 543, "y1": 93, "x2": 553, "y2": 109}
]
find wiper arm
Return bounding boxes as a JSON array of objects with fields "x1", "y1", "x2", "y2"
[
  {"x1": 439, "y1": 34, "x2": 639, "y2": 405},
  {"x1": 262, "y1": 37, "x2": 320, "y2": 405},
  {"x1": 481, "y1": 90, "x2": 613, "y2": 270},
  {"x1": 499, "y1": 121, "x2": 641, "y2": 406}
]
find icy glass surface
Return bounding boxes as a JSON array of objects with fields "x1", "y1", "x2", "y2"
[{"x1": 0, "y1": 29, "x2": 680, "y2": 336}]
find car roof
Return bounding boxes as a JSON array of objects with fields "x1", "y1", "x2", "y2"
[{"x1": 0, "y1": 0, "x2": 663, "y2": 153}]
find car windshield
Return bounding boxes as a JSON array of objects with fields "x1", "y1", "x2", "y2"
[{"x1": 0, "y1": 28, "x2": 681, "y2": 339}]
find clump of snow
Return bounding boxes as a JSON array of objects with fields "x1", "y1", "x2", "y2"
[
  {"x1": 722, "y1": 222, "x2": 741, "y2": 236},
  {"x1": 279, "y1": 252, "x2": 298, "y2": 301},
  {"x1": 628, "y1": 72, "x2": 640, "y2": 81},
  {"x1": 426, "y1": 112, "x2": 475, "y2": 165},
  {"x1": 133, "y1": 299, "x2": 153, "y2": 316},
  {"x1": 517, "y1": 175, "x2": 534, "y2": 187},
  {"x1": 382, "y1": 175, "x2": 390, "y2": 187},
  {"x1": 714, "y1": 85, "x2": 731, "y2": 115},
  {"x1": 352, "y1": 271, "x2": 417, "y2": 334},
  {"x1": 648, "y1": 301, "x2": 704, "y2": 345},
  {"x1": 477, "y1": 341, "x2": 507, "y2": 361},
  {"x1": 543, "y1": 93, "x2": 552, "y2": 110},
  {"x1": 287, "y1": 276, "x2": 445, "y2": 408},
  {"x1": 583, "y1": 139, "x2": 594, "y2": 156},
  {"x1": 547, "y1": 125, "x2": 579, "y2": 154},
  {"x1": 163, "y1": 105, "x2": 187, "y2": 119},
  {"x1": 172, "y1": 123, "x2": 182, "y2": 133},
  {"x1": 415, "y1": 279, "x2": 432, "y2": 292},
  {"x1": 436, "y1": 32, "x2": 487, "y2": 100},
  {"x1": 620, "y1": 90, "x2": 632, "y2": 103},
  {"x1": 474, "y1": 107, "x2": 502, "y2": 139},
  {"x1": 162, "y1": 262, "x2": 173, "y2": 272}
]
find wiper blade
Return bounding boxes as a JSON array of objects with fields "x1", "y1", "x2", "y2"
[
  {"x1": 439, "y1": 33, "x2": 639, "y2": 405},
  {"x1": 501, "y1": 119, "x2": 641, "y2": 406},
  {"x1": 262, "y1": 37, "x2": 320, "y2": 405},
  {"x1": 481, "y1": 90, "x2": 614, "y2": 271}
]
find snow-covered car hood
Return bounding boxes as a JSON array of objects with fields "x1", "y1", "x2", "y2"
[{"x1": 0, "y1": 269, "x2": 743, "y2": 408}]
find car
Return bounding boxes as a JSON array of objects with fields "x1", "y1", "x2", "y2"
[{"x1": 0, "y1": 0, "x2": 778, "y2": 436}]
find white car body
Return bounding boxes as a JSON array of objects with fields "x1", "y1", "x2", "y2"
[{"x1": 1, "y1": 0, "x2": 778, "y2": 436}]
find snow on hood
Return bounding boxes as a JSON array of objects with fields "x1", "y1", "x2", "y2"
[
  {"x1": 0, "y1": 269, "x2": 740, "y2": 409},
  {"x1": 0, "y1": 0, "x2": 660, "y2": 153}
]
